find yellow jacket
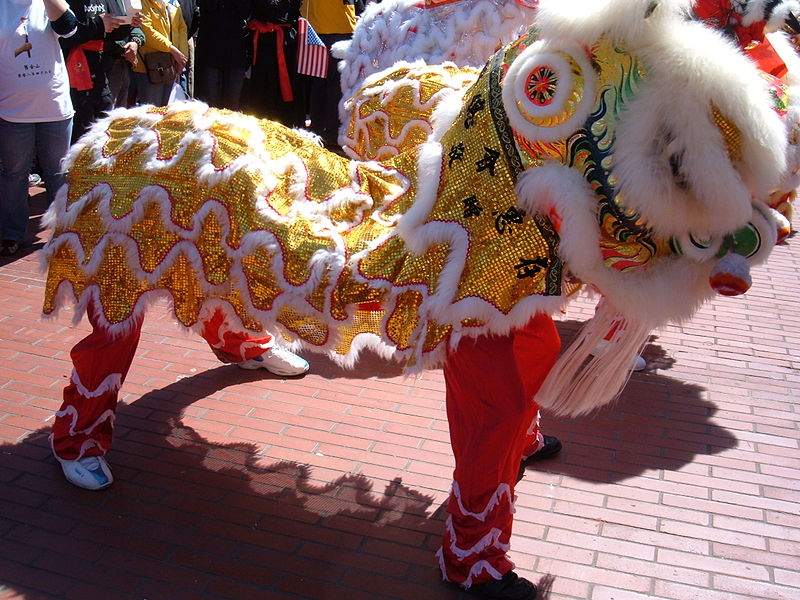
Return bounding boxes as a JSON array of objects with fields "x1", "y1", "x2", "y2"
[
  {"x1": 134, "y1": 0, "x2": 189, "y2": 74},
  {"x1": 300, "y1": 0, "x2": 356, "y2": 35}
]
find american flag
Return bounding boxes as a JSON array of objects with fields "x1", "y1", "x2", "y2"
[{"x1": 296, "y1": 17, "x2": 329, "y2": 79}]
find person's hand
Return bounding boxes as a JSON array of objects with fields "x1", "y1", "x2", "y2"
[
  {"x1": 130, "y1": 12, "x2": 143, "y2": 27},
  {"x1": 169, "y1": 45, "x2": 187, "y2": 71},
  {"x1": 123, "y1": 41, "x2": 138, "y2": 66},
  {"x1": 100, "y1": 13, "x2": 125, "y2": 32}
]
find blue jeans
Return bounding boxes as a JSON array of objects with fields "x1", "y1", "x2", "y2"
[
  {"x1": 134, "y1": 71, "x2": 173, "y2": 107},
  {"x1": 0, "y1": 117, "x2": 72, "y2": 243}
]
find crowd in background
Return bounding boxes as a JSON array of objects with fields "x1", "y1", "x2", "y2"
[{"x1": 0, "y1": 0, "x2": 373, "y2": 256}]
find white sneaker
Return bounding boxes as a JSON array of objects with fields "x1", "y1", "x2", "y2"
[
  {"x1": 60, "y1": 455, "x2": 113, "y2": 490},
  {"x1": 238, "y1": 347, "x2": 309, "y2": 376},
  {"x1": 591, "y1": 341, "x2": 646, "y2": 372}
]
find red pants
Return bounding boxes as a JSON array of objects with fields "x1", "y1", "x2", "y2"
[
  {"x1": 50, "y1": 304, "x2": 273, "y2": 460},
  {"x1": 437, "y1": 313, "x2": 561, "y2": 587}
]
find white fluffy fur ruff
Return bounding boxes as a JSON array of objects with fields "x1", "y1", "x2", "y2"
[
  {"x1": 611, "y1": 21, "x2": 786, "y2": 239},
  {"x1": 743, "y1": 0, "x2": 800, "y2": 30}
]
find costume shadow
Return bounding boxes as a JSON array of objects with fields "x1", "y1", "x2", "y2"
[
  {"x1": 524, "y1": 375, "x2": 738, "y2": 484},
  {"x1": 243, "y1": 318, "x2": 730, "y2": 487},
  {"x1": 0, "y1": 428, "x2": 453, "y2": 598},
  {"x1": 0, "y1": 368, "x2": 557, "y2": 600},
  {"x1": 0, "y1": 318, "x2": 729, "y2": 599},
  {"x1": 523, "y1": 321, "x2": 736, "y2": 483}
]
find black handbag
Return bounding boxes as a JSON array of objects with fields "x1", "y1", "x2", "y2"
[{"x1": 143, "y1": 51, "x2": 176, "y2": 84}]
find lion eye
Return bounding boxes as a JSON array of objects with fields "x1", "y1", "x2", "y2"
[
  {"x1": 500, "y1": 40, "x2": 597, "y2": 142},
  {"x1": 668, "y1": 152, "x2": 688, "y2": 190}
]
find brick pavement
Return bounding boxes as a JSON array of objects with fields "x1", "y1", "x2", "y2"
[{"x1": 0, "y1": 189, "x2": 798, "y2": 599}]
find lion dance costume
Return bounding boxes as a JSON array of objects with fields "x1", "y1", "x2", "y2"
[{"x1": 42, "y1": 0, "x2": 799, "y2": 594}]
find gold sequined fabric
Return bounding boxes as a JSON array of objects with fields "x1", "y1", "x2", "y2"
[
  {"x1": 46, "y1": 22, "x2": 721, "y2": 369},
  {"x1": 343, "y1": 64, "x2": 479, "y2": 160},
  {"x1": 42, "y1": 94, "x2": 560, "y2": 368}
]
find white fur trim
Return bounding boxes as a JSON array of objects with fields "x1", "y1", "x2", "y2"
[
  {"x1": 743, "y1": 0, "x2": 800, "y2": 32},
  {"x1": 534, "y1": 0, "x2": 695, "y2": 49},
  {"x1": 337, "y1": 0, "x2": 534, "y2": 122},
  {"x1": 612, "y1": 22, "x2": 786, "y2": 239}
]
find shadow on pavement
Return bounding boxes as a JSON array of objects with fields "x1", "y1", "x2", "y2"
[{"x1": 0, "y1": 341, "x2": 733, "y2": 600}]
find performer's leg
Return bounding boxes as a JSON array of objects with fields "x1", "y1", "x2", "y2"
[
  {"x1": 516, "y1": 318, "x2": 563, "y2": 461},
  {"x1": 51, "y1": 302, "x2": 143, "y2": 489},
  {"x1": 196, "y1": 306, "x2": 309, "y2": 376},
  {"x1": 438, "y1": 313, "x2": 560, "y2": 595}
]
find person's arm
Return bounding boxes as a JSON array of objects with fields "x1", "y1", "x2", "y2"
[
  {"x1": 129, "y1": 25, "x2": 146, "y2": 48},
  {"x1": 140, "y1": 5, "x2": 174, "y2": 52},
  {"x1": 171, "y1": 7, "x2": 189, "y2": 69},
  {"x1": 43, "y1": 0, "x2": 70, "y2": 21},
  {"x1": 59, "y1": 1, "x2": 104, "y2": 50},
  {"x1": 121, "y1": 26, "x2": 145, "y2": 66},
  {"x1": 58, "y1": 1, "x2": 127, "y2": 50},
  {"x1": 44, "y1": 0, "x2": 79, "y2": 37}
]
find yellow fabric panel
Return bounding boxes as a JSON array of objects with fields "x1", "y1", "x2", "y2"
[{"x1": 300, "y1": 0, "x2": 356, "y2": 34}]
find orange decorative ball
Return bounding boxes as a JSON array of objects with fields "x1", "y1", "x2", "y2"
[{"x1": 709, "y1": 253, "x2": 751, "y2": 296}]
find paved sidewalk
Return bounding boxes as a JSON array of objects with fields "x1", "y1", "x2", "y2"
[{"x1": 1, "y1": 190, "x2": 798, "y2": 600}]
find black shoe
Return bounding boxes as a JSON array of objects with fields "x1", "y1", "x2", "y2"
[
  {"x1": 526, "y1": 435, "x2": 562, "y2": 461},
  {"x1": 517, "y1": 436, "x2": 563, "y2": 482},
  {"x1": 464, "y1": 570, "x2": 538, "y2": 600}
]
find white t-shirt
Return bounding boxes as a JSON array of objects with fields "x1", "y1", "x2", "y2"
[{"x1": 0, "y1": 0, "x2": 74, "y2": 122}]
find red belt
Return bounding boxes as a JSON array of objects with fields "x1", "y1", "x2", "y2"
[{"x1": 247, "y1": 20, "x2": 293, "y2": 102}]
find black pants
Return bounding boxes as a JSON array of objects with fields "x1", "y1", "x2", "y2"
[
  {"x1": 304, "y1": 33, "x2": 350, "y2": 148},
  {"x1": 195, "y1": 65, "x2": 247, "y2": 111},
  {"x1": 70, "y1": 86, "x2": 114, "y2": 143}
]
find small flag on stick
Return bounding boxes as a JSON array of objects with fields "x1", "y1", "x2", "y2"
[{"x1": 297, "y1": 17, "x2": 329, "y2": 78}]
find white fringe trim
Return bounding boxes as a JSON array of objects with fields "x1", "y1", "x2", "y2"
[
  {"x1": 450, "y1": 481, "x2": 515, "y2": 522},
  {"x1": 194, "y1": 302, "x2": 274, "y2": 360},
  {"x1": 536, "y1": 299, "x2": 650, "y2": 416},
  {"x1": 49, "y1": 434, "x2": 106, "y2": 461},
  {"x1": 444, "y1": 516, "x2": 510, "y2": 560},
  {"x1": 436, "y1": 548, "x2": 509, "y2": 588},
  {"x1": 53, "y1": 404, "x2": 116, "y2": 438},
  {"x1": 71, "y1": 370, "x2": 122, "y2": 399}
]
